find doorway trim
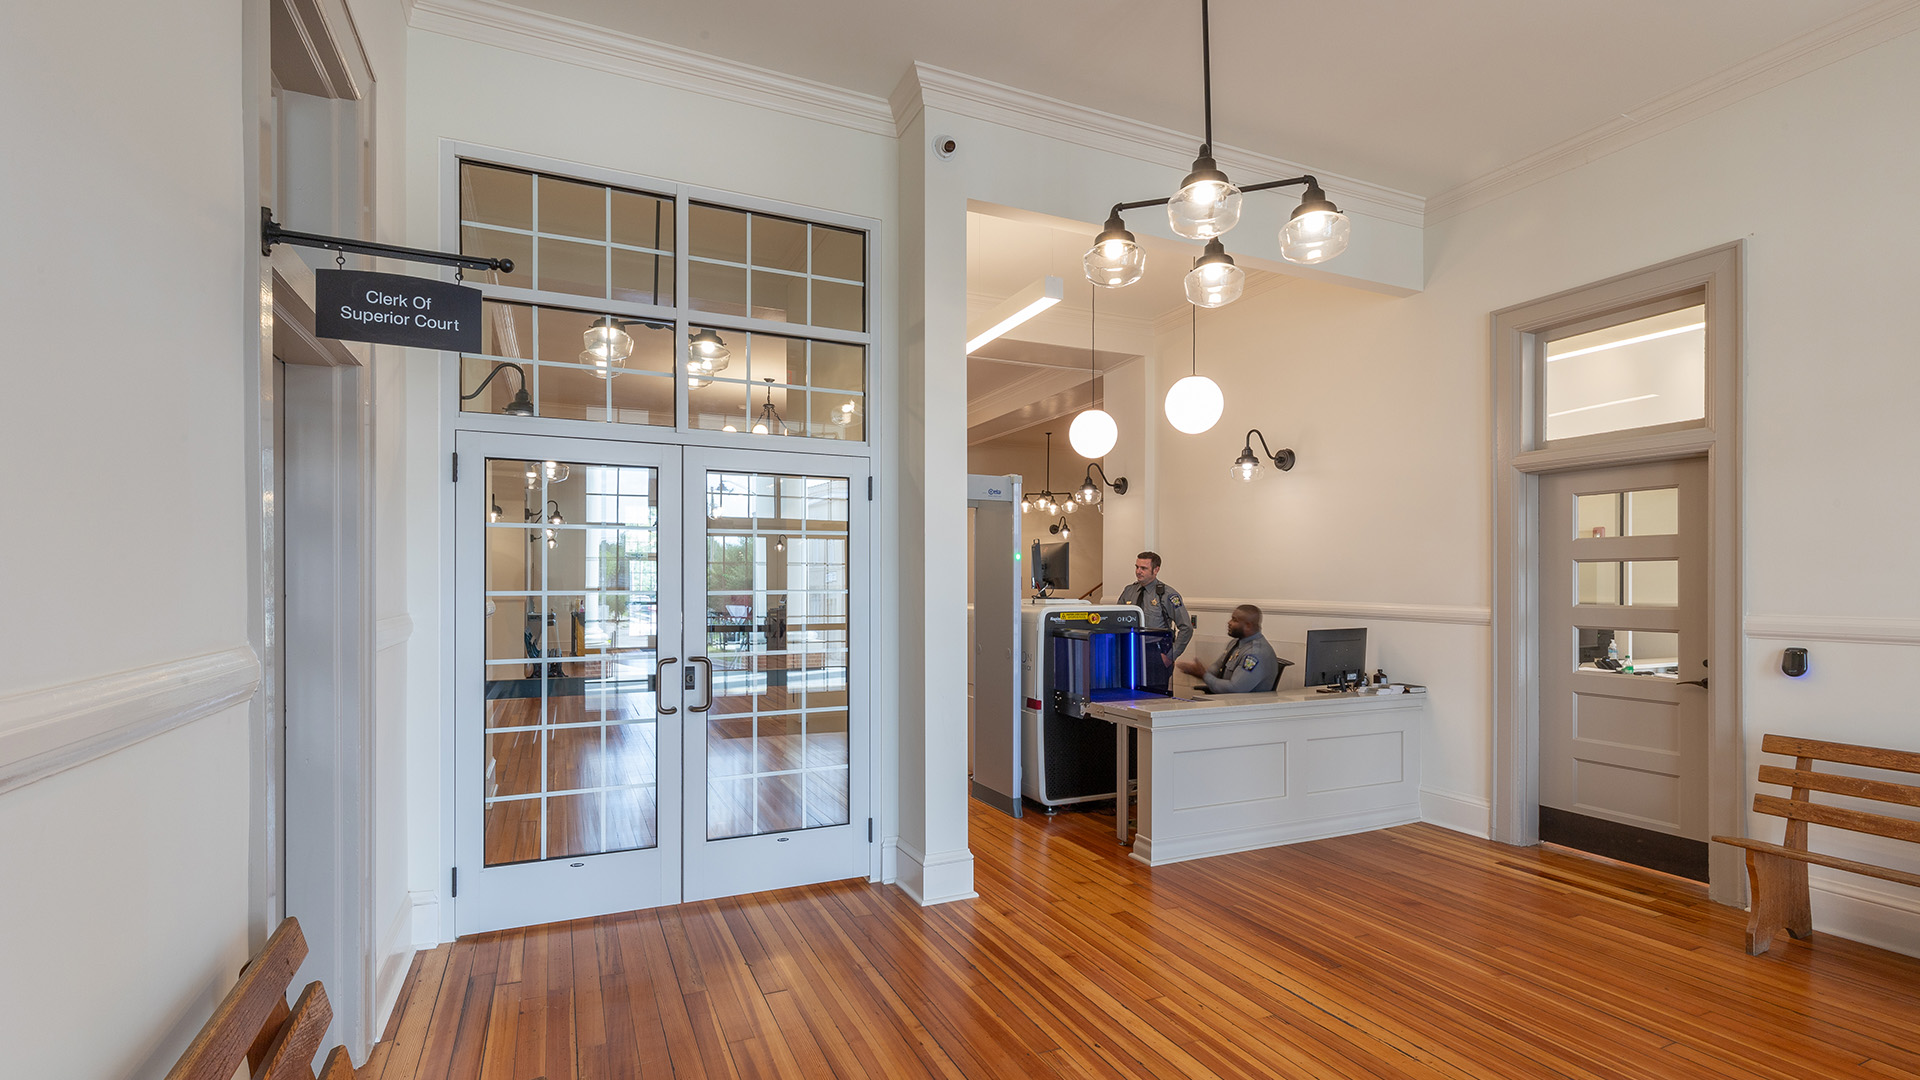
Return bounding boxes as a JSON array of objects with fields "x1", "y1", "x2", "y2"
[{"x1": 1491, "y1": 242, "x2": 1745, "y2": 904}]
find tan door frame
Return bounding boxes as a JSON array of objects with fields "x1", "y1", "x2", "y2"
[{"x1": 1491, "y1": 243, "x2": 1745, "y2": 905}]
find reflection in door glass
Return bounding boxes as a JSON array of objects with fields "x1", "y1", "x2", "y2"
[
  {"x1": 482, "y1": 459, "x2": 661, "y2": 866},
  {"x1": 704, "y1": 471, "x2": 851, "y2": 840},
  {"x1": 1575, "y1": 627, "x2": 1680, "y2": 676},
  {"x1": 1575, "y1": 561, "x2": 1679, "y2": 607}
]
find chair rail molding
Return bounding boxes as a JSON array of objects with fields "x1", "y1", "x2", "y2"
[
  {"x1": 0, "y1": 647, "x2": 262, "y2": 796},
  {"x1": 1745, "y1": 614, "x2": 1920, "y2": 646},
  {"x1": 1185, "y1": 597, "x2": 1492, "y2": 627}
]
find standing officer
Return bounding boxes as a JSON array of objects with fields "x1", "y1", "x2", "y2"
[
  {"x1": 1117, "y1": 551, "x2": 1193, "y2": 667},
  {"x1": 1175, "y1": 604, "x2": 1289, "y2": 693}
]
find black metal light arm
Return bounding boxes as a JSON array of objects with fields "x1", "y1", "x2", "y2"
[
  {"x1": 1081, "y1": 462, "x2": 1129, "y2": 496},
  {"x1": 460, "y1": 361, "x2": 526, "y2": 401},
  {"x1": 1108, "y1": 175, "x2": 1318, "y2": 220},
  {"x1": 261, "y1": 207, "x2": 513, "y2": 273},
  {"x1": 1242, "y1": 429, "x2": 1297, "y2": 471}
]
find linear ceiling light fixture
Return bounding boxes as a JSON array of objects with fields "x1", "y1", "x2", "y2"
[
  {"x1": 1082, "y1": 0, "x2": 1351, "y2": 304},
  {"x1": 966, "y1": 275, "x2": 1064, "y2": 354}
]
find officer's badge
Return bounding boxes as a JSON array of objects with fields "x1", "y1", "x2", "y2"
[{"x1": 1241, "y1": 655, "x2": 1258, "y2": 671}]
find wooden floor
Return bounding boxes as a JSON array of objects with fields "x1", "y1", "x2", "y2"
[{"x1": 366, "y1": 800, "x2": 1920, "y2": 1080}]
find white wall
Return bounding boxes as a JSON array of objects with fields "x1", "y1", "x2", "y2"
[
  {"x1": 1143, "y1": 27, "x2": 1920, "y2": 948},
  {"x1": 967, "y1": 432, "x2": 1111, "y2": 600},
  {"x1": 0, "y1": 0, "x2": 257, "y2": 1074},
  {"x1": 401, "y1": 26, "x2": 904, "y2": 930}
]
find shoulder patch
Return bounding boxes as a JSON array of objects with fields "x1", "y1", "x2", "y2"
[
  {"x1": 1242, "y1": 654, "x2": 1258, "y2": 671},
  {"x1": 1169, "y1": 595, "x2": 1184, "y2": 607}
]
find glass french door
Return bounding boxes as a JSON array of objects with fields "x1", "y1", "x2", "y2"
[
  {"x1": 681, "y1": 447, "x2": 869, "y2": 902},
  {"x1": 456, "y1": 432, "x2": 684, "y2": 934},
  {"x1": 456, "y1": 435, "x2": 869, "y2": 932}
]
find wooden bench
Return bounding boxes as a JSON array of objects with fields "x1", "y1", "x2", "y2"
[
  {"x1": 164, "y1": 917, "x2": 358, "y2": 1080},
  {"x1": 1712, "y1": 734, "x2": 1920, "y2": 956}
]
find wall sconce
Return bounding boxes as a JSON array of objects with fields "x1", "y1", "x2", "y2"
[
  {"x1": 530, "y1": 500, "x2": 564, "y2": 548},
  {"x1": 1231, "y1": 429, "x2": 1296, "y2": 482},
  {"x1": 1049, "y1": 517, "x2": 1073, "y2": 541},
  {"x1": 460, "y1": 362, "x2": 534, "y2": 417},
  {"x1": 489, "y1": 496, "x2": 504, "y2": 523},
  {"x1": 1077, "y1": 463, "x2": 1128, "y2": 505}
]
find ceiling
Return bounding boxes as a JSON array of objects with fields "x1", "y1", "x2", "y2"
[{"x1": 501, "y1": 0, "x2": 1884, "y2": 196}]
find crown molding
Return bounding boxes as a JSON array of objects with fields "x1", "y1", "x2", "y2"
[
  {"x1": 407, "y1": 0, "x2": 897, "y2": 137},
  {"x1": 898, "y1": 63, "x2": 1426, "y2": 229},
  {"x1": 1427, "y1": 0, "x2": 1920, "y2": 222}
]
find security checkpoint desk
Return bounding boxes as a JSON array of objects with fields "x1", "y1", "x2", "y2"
[{"x1": 1087, "y1": 687, "x2": 1425, "y2": 866}]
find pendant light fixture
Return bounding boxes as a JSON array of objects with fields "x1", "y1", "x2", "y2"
[
  {"x1": 1023, "y1": 431, "x2": 1120, "y2": 517},
  {"x1": 1081, "y1": 0, "x2": 1351, "y2": 305},
  {"x1": 687, "y1": 328, "x2": 732, "y2": 375},
  {"x1": 1184, "y1": 239, "x2": 1244, "y2": 308},
  {"x1": 582, "y1": 318, "x2": 729, "y2": 381},
  {"x1": 1068, "y1": 285, "x2": 1119, "y2": 459},
  {"x1": 752, "y1": 377, "x2": 787, "y2": 436},
  {"x1": 1165, "y1": 305, "x2": 1224, "y2": 434}
]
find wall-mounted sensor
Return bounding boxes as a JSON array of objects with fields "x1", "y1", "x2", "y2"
[
  {"x1": 933, "y1": 135, "x2": 959, "y2": 160},
  {"x1": 1782, "y1": 647, "x2": 1809, "y2": 678}
]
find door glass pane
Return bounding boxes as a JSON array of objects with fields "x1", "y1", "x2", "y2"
[
  {"x1": 1575, "y1": 561, "x2": 1678, "y2": 607},
  {"x1": 1543, "y1": 304, "x2": 1705, "y2": 441},
  {"x1": 1626, "y1": 487, "x2": 1679, "y2": 536},
  {"x1": 704, "y1": 471, "x2": 851, "y2": 840},
  {"x1": 1574, "y1": 627, "x2": 1680, "y2": 676},
  {"x1": 483, "y1": 459, "x2": 661, "y2": 866},
  {"x1": 1573, "y1": 492, "x2": 1619, "y2": 538}
]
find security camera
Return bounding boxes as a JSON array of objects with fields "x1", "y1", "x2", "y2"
[{"x1": 933, "y1": 135, "x2": 959, "y2": 160}]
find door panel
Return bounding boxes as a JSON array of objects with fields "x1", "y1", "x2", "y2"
[
  {"x1": 457, "y1": 433, "x2": 684, "y2": 934},
  {"x1": 1540, "y1": 459, "x2": 1708, "y2": 878},
  {"x1": 681, "y1": 448, "x2": 869, "y2": 901}
]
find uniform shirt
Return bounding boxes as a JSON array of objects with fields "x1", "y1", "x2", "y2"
[
  {"x1": 1117, "y1": 578, "x2": 1194, "y2": 664},
  {"x1": 1202, "y1": 631, "x2": 1285, "y2": 694}
]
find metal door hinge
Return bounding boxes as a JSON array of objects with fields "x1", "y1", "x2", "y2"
[
  {"x1": 868, "y1": 818, "x2": 874, "y2": 843},
  {"x1": 451, "y1": 867, "x2": 458, "y2": 897},
  {"x1": 868, "y1": 477, "x2": 873, "y2": 501},
  {"x1": 451, "y1": 453, "x2": 459, "y2": 482}
]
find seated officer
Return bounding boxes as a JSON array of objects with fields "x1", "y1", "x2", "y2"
[{"x1": 1174, "y1": 604, "x2": 1289, "y2": 693}]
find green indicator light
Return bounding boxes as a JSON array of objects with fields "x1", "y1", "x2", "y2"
[{"x1": 1013, "y1": 552, "x2": 1022, "y2": 560}]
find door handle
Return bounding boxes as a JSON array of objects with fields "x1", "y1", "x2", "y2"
[
  {"x1": 1679, "y1": 678, "x2": 1708, "y2": 689},
  {"x1": 690, "y1": 655, "x2": 713, "y2": 712},
  {"x1": 655, "y1": 656, "x2": 679, "y2": 715}
]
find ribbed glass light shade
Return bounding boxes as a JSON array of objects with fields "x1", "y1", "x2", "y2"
[
  {"x1": 688, "y1": 329, "x2": 731, "y2": 373},
  {"x1": 1280, "y1": 208, "x2": 1352, "y2": 265},
  {"x1": 583, "y1": 319, "x2": 633, "y2": 362},
  {"x1": 1164, "y1": 375, "x2": 1224, "y2": 434},
  {"x1": 1185, "y1": 258, "x2": 1245, "y2": 308},
  {"x1": 1229, "y1": 456, "x2": 1263, "y2": 482},
  {"x1": 1083, "y1": 236, "x2": 1146, "y2": 288},
  {"x1": 1168, "y1": 178, "x2": 1242, "y2": 240},
  {"x1": 1069, "y1": 408, "x2": 1118, "y2": 459}
]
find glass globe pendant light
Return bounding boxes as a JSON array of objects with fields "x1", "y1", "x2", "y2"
[
  {"x1": 1185, "y1": 239, "x2": 1245, "y2": 308},
  {"x1": 1165, "y1": 304, "x2": 1224, "y2": 434},
  {"x1": 582, "y1": 316, "x2": 634, "y2": 379},
  {"x1": 1278, "y1": 182, "x2": 1351, "y2": 265},
  {"x1": 1067, "y1": 286, "x2": 1119, "y2": 459},
  {"x1": 1167, "y1": 154, "x2": 1242, "y2": 240},
  {"x1": 1082, "y1": 211, "x2": 1146, "y2": 288},
  {"x1": 688, "y1": 328, "x2": 731, "y2": 373}
]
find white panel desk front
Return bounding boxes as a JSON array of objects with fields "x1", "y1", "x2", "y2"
[{"x1": 1087, "y1": 688, "x2": 1426, "y2": 867}]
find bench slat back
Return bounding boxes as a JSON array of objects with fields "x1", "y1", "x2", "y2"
[
  {"x1": 1760, "y1": 734, "x2": 1920, "y2": 775},
  {"x1": 259, "y1": 981, "x2": 335, "y2": 1080},
  {"x1": 1755, "y1": 765, "x2": 1920, "y2": 809},
  {"x1": 165, "y1": 919, "x2": 308, "y2": 1080},
  {"x1": 1754, "y1": 794, "x2": 1920, "y2": 845}
]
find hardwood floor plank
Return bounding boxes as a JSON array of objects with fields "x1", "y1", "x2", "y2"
[{"x1": 366, "y1": 804, "x2": 1920, "y2": 1080}]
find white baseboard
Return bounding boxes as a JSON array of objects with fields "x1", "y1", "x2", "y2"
[
  {"x1": 1809, "y1": 874, "x2": 1920, "y2": 960},
  {"x1": 893, "y1": 838, "x2": 977, "y2": 906},
  {"x1": 1420, "y1": 787, "x2": 1492, "y2": 838},
  {"x1": 408, "y1": 890, "x2": 443, "y2": 950},
  {"x1": 880, "y1": 836, "x2": 899, "y2": 884},
  {"x1": 373, "y1": 889, "x2": 441, "y2": 1039}
]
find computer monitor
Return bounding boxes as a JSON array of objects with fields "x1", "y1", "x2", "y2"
[
  {"x1": 1031, "y1": 540, "x2": 1069, "y2": 593},
  {"x1": 1303, "y1": 628, "x2": 1367, "y2": 687}
]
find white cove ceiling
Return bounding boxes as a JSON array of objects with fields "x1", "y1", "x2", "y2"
[{"x1": 489, "y1": 0, "x2": 1890, "y2": 196}]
